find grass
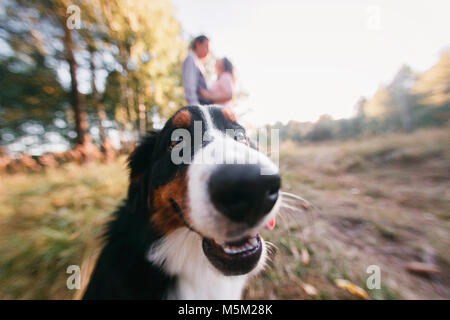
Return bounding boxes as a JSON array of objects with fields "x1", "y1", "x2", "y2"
[
  {"x1": 0, "y1": 159, "x2": 128, "y2": 299},
  {"x1": 1, "y1": 127, "x2": 449, "y2": 299}
]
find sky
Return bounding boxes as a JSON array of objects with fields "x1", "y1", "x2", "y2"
[{"x1": 171, "y1": 0, "x2": 450, "y2": 126}]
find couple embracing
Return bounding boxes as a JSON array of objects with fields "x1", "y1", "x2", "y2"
[{"x1": 182, "y1": 35, "x2": 234, "y2": 108}]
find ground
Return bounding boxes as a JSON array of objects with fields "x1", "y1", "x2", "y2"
[{"x1": 0, "y1": 127, "x2": 449, "y2": 299}]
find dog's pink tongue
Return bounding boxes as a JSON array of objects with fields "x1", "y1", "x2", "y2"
[{"x1": 265, "y1": 217, "x2": 276, "y2": 230}]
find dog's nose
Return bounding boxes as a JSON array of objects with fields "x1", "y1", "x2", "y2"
[{"x1": 208, "y1": 164, "x2": 280, "y2": 226}]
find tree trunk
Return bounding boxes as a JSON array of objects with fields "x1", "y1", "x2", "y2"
[
  {"x1": 89, "y1": 48, "x2": 107, "y2": 145},
  {"x1": 62, "y1": 21, "x2": 89, "y2": 146},
  {"x1": 138, "y1": 95, "x2": 146, "y2": 136}
]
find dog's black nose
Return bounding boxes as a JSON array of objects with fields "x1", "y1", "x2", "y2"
[{"x1": 208, "y1": 164, "x2": 281, "y2": 226}]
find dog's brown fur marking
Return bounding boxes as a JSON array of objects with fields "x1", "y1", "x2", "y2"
[
  {"x1": 150, "y1": 173, "x2": 189, "y2": 235},
  {"x1": 172, "y1": 109, "x2": 191, "y2": 128},
  {"x1": 221, "y1": 107, "x2": 236, "y2": 123}
]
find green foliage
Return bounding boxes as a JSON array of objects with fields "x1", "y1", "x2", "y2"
[
  {"x1": 412, "y1": 52, "x2": 450, "y2": 108},
  {"x1": 94, "y1": 0, "x2": 186, "y2": 126},
  {"x1": 0, "y1": 0, "x2": 186, "y2": 151},
  {"x1": 0, "y1": 54, "x2": 68, "y2": 132}
]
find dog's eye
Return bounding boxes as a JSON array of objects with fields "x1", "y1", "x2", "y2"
[
  {"x1": 234, "y1": 131, "x2": 246, "y2": 142},
  {"x1": 169, "y1": 136, "x2": 183, "y2": 149}
]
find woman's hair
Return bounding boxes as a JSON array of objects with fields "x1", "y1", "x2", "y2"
[
  {"x1": 190, "y1": 35, "x2": 208, "y2": 51},
  {"x1": 222, "y1": 57, "x2": 235, "y2": 82}
]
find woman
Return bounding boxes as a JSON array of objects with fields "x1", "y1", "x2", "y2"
[{"x1": 199, "y1": 57, "x2": 234, "y2": 107}]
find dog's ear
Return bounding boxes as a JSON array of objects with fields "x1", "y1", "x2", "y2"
[{"x1": 128, "y1": 130, "x2": 159, "y2": 196}]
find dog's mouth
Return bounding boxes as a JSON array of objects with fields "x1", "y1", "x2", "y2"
[{"x1": 202, "y1": 234, "x2": 263, "y2": 276}]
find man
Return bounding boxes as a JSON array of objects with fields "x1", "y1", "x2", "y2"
[{"x1": 182, "y1": 35, "x2": 212, "y2": 105}]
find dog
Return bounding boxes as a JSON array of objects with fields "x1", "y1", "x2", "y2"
[{"x1": 83, "y1": 105, "x2": 281, "y2": 299}]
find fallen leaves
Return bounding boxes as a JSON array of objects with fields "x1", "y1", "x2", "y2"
[
  {"x1": 290, "y1": 245, "x2": 310, "y2": 266},
  {"x1": 301, "y1": 248, "x2": 310, "y2": 265},
  {"x1": 290, "y1": 245, "x2": 300, "y2": 259},
  {"x1": 301, "y1": 282, "x2": 318, "y2": 297},
  {"x1": 334, "y1": 279, "x2": 369, "y2": 299},
  {"x1": 406, "y1": 262, "x2": 440, "y2": 275}
]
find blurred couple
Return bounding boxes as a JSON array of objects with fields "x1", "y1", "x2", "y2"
[{"x1": 182, "y1": 35, "x2": 234, "y2": 107}]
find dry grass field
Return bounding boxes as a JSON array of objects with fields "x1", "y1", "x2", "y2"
[{"x1": 1, "y1": 127, "x2": 449, "y2": 299}]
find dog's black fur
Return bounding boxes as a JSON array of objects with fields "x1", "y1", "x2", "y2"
[{"x1": 83, "y1": 132, "x2": 175, "y2": 299}]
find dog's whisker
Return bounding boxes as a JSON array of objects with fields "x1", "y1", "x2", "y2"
[
  {"x1": 280, "y1": 192, "x2": 315, "y2": 211},
  {"x1": 278, "y1": 209, "x2": 301, "y2": 224},
  {"x1": 280, "y1": 191, "x2": 300, "y2": 197},
  {"x1": 280, "y1": 204, "x2": 311, "y2": 219},
  {"x1": 281, "y1": 196, "x2": 306, "y2": 203},
  {"x1": 280, "y1": 203, "x2": 305, "y2": 211},
  {"x1": 280, "y1": 204, "x2": 317, "y2": 226},
  {"x1": 280, "y1": 191, "x2": 310, "y2": 202},
  {"x1": 276, "y1": 210, "x2": 290, "y2": 227},
  {"x1": 265, "y1": 241, "x2": 278, "y2": 252}
]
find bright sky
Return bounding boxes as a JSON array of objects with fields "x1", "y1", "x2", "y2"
[{"x1": 171, "y1": 0, "x2": 450, "y2": 125}]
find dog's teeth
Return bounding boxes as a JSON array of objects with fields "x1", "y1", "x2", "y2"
[{"x1": 222, "y1": 237, "x2": 260, "y2": 255}]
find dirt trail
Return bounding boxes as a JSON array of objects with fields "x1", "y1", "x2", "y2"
[
  {"x1": 273, "y1": 148, "x2": 450, "y2": 299},
  {"x1": 245, "y1": 129, "x2": 450, "y2": 299}
]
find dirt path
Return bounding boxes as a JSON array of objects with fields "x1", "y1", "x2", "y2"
[
  {"x1": 247, "y1": 130, "x2": 450, "y2": 299},
  {"x1": 273, "y1": 149, "x2": 450, "y2": 299}
]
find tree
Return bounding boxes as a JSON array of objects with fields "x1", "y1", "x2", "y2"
[
  {"x1": 364, "y1": 85, "x2": 393, "y2": 119},
  {"x1": 97, "y1": 0, "x2": 186, "y2": 136},
  {"x1": 363, "y1": 65, "x2": 417, "y2": 132},
  {"x1": 305, "y1": 114, "x2": 334, "y2": 141},
  {"x1": 0, "y1": 0, "x2": 70, "y2": 147},
  {"x1": 412, "y1": 52, "x2": 450, "y2": 108},
  {"x1": 56, "y1": 1, "x2": 90, "y2": 146},
  {"x1": 388, "y1": 65, "x2": 416, "y2": 131},
  {"x1": 1, "y1": 0, "x2": 187, "y2": 157},
  {"x1": 0, "y1": 0, "x2": 94, "y2": 149},
  {"x1": 0, "y1": 54, "x2": 68, "y2": 146}
]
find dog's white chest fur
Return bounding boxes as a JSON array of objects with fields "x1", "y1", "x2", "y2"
[
  {"x1": 147, "y1": 228, "x2": 247, "y2": 299},
  {"x1": 170, "y1": 269, "x2": 247, "y2": 300}
]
